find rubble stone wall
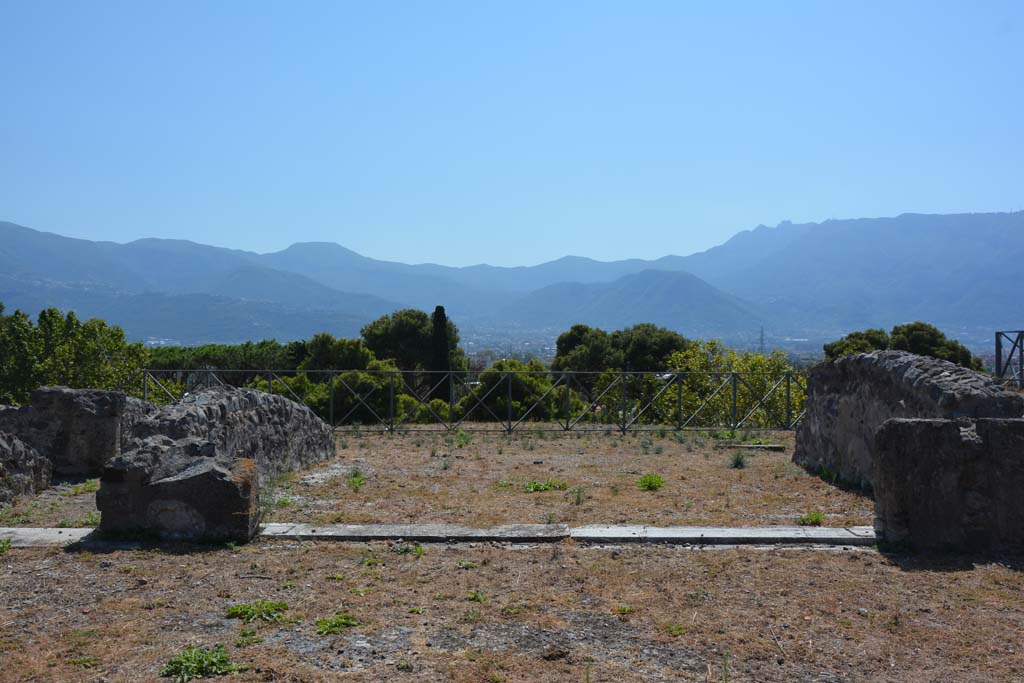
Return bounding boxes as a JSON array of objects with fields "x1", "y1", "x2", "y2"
[
  {"x1": 874, "y1": 418, "x2": 1024, "y2": 551},
  {"x1": 794, "y1": 351, "x2": 1023, "y2": 490},
  {"x1": 97, "y1": 387, "x2": 334, "y2": 542}
]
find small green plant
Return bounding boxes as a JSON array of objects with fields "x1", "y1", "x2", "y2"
[
  {"x1": 495, "y1": 480, "x2": 514, "y2": 488},
  {"x1": 408, "y1": 606, "x2": 423, "y2": 614},
  {"x1": 638, "y1": 473, "x2": 665, "y2": 491},
  {"x1": 234, "y1": 627, "x2": 263, "y2": 647},
  {"x1": 0, "y1": 539, "x2": 11, "y2": 554},
  {"x1": 64, "y1": 478, "x2": 100, "y2": 496},
  {"x1": 467, "y1": 590, "x2": 486, "y2": 603},
  {"x1": 326, "y1": 573, "x2": 346, "y2": 581},
  {"x1": 160, "y1": 644, "x2": 241, "y2": 682},
  {"x1": 543, "y1": 512, "x2": 558, "y2": 524},
  {"x1": 571, "y1": 487, "x2": 586, "y2": 505},
  {"x1": 316, "y1": 612, "x2": 360, "y2": 635},
  {"x1": 65, "y1": 656, "x2": 101, "y2": 668},
  {"x1": 397, "y1": 660, "x2": 414, "y2": 672},
  {"x1": 456, "y1": 560, "x2": 478, "y2": 570},
  {"x1": 350, "y1": 587, "x2": 372, "y2": 596},
  {"x1": 798, "y1": 511, "x2": 825, "y2": 526},
  {"x1": 524, "y1": 479, "x2": 568, "y2": 493},
  {"x1": 614, "y1": 605, "x2": 634, "y2": 620},
  {"x1": 663, "y1": 623, "x2": 687, "y2": 636},
  {"x1": 226, "y1": 600, "x2": 289, "y2": 623},
  {"x1": 347, "y1": 467, "x2": 367, "y2": 492},
  {"x1": 453, "y1": 428, "x2": 473, "y2": 448},
  {"x1": 730, "y1": 451, "x2": 748, "y2": 469}
]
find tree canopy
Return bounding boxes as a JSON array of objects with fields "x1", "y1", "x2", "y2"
[
  {"x1": 551, "y1": 323, "x2": 689, "y2": 374},
  {"x1": 823, "y1": 321, "x2": 982, "y2": 370},
  {"x1": 0, "y1": 303, "x2": 148, "y2": 405},
  {"x1": 360, "y1": 308, "x2": 466, "y2": 372}
]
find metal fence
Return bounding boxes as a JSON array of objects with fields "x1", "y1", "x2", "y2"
[
  {"x1": 995, "y1": 331, "x2": 1024, "y2": 389},
  {"x1": 135, "y1": 368, "x2": 806, "y2": 434}
]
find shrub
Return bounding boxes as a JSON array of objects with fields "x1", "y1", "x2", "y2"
[
  {"x1": 730, "y1": 451, "x2": 748, "y2": 469},
  {"x1": 225, "y1": 600, "x2": 288, "y2": 623},
  {"x1": 524, "y1": 479, "x2": 568, "y2": 493},
  {"x1": 638, "y1": 473, "x2": 665, "y2": 491},
  {"x1": 347, "y1": 467, "x2": 367, "y2": 492},
  {"x1": 160, "y1": 645, "x2": 241, "y2": 682},
  {"x1": 798, "y1": 512, "x2": 825, "y2": 526},
  {"x1": 316, "y1": 613, "x2": 360, "y2": 635}
]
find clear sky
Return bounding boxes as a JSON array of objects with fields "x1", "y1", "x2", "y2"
[{"x1": 2, "y1": 1, "x2": 1021, "y2": 266}]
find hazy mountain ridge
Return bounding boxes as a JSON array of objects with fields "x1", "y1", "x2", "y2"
[{"x1": 1, "y1": 211, "x2": 1020, "y2": 348}]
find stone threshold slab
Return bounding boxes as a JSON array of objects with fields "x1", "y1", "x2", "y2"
[
  {"x1": 571, "y1": 525, "x2": 876, "y2": 546},
  {"x1": 0, "y1": 524, "x2": 876, "y2": 548},
  {"x1": 260, "y1": 523, "x2": 568, "y2": 543}
]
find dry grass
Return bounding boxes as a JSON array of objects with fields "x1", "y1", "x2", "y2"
[
  {"x1": 266, "y1": 430, "x2": 873, "y2": 528},
  {"x1": 1, "y1": 540, "x2": 1022, "y2": 682}
]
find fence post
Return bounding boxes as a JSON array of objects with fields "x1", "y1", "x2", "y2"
[
  {"x1": 563, "y1": 373, "x2": 570, "y2": 430},
  {"x1": 785, "y1": 372, "x2": 792, "y2": 428},
  {"x1": 329, "y1": 372, "x2": 335, "y2": 428},
  {"x1": 620, "y1": 374, "x2": 628, "y2": 434},
  {"x1": 731, "y1": 372, "x2": 738, "y2": 431},
  {"x1": 506, "y1": 372, "x2": 513, "y2": 433},
  {"x1": 388, "y1": 372, "x2": 395, "y2": 433},
  {"x1": 676, "y1": 373, "x2": 683, "y2": 430},
  {"x1": 448, "y1": 371, "x2": 455, "y2": 431}
]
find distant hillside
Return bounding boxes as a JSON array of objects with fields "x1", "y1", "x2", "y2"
[
  {"x1": 498, "y1": 270, "x2": 765, "y2": 336},
  {"x1": 2, "y1": 211, "x2": 1020, "y2": 348}
]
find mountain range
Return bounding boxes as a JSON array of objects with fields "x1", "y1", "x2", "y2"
[{"x1": 1, "y1": 211, "x2": 1021, "y2": 350}]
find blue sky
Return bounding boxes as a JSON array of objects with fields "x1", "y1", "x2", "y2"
[{"x1": 1, "y1": 1, "x2": 1021, "y2": 266}]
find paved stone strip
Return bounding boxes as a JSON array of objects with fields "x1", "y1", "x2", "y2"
[
  {"x1": 570, "y1": 524, "x2": 876, "y2": 546},
  {"x1": 0, "y1": 527, "x2": 93, "y2": 547},
  {"x1": 260, "y1": 522, "x2": 569, "y2": 543},
  {"x1": 1, "y1": 524, "x2": 876, "y2": 548}
]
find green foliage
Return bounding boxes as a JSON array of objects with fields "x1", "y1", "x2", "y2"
[
  {"x1": 822, "y1": 328, "x2": 890, "y2": 359},
  {"x1": 159, "y1": 644, "x2": 241, "y2": 682},
  {"x1": 361, "y1": 308, "x2": 466, "y2": 372},
  {"x1": 0, "y1": 303, "x2": 148, "y2": 405},
  {"x1": 455, "y1": 358, "x2": 566, "y2": 422},
  {"x1": 225, "y1": 600, "x2": 289, "y2": 623},
  {"x1": 316, "y1": 613, "x2": 361, "y2": 635},
  {"x1": 823, "y1": 322, "x2": 982, "y2": 369},
  {"x1": 730, "y1": 451, "x2": 748, "y2": 469},
  {"x1": 524, "y1": 479, "x2": 568, "y2": 493},
  {"x1": 0, "y1": 539, "x2": 11, "y2": 554},
  {"x1": 637, "y1": 473, "x2": 665, "y2": 491},
  {"x1": 347, "y1": 467, "x2": 367, "y2": 492},
  {"x1": 798, "y1": 511, "x2": 825, "y2": 526},
  {"x1": 551, "y1": 323, "x2": 689, "y2": 376},
  {"x1": 63, "y1": 478, "x2": 100, "y2": 496}
]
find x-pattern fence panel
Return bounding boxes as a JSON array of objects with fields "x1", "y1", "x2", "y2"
[
  {"x1": 136, "y1": 368, "x2": 806, "y2": 433},
  {"x1": 995, "y1": 331, "x2": 1024, "y2": 389}
]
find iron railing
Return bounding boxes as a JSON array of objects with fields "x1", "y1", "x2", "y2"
[
  {"x1": 995, "y1": 331, "x2": 1024, "y2": 389},
  {"x1": 134, "y1": 368, "x2": 806, "y2": 434}
]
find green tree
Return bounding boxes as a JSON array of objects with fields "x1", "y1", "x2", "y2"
[
  {"x1": 823, "y1": 322, "x2": 981, "y2": 369},
  {"x1": 610, "y1": 323, "x2": 690, "y2": 371},
  {"x1": 298, "y1": 333, "x2": 374, "y2": 373},
  {"x1": 822, "y1": 328, "x2": 890, "y2": 360},
  {"x1": 0, "y1": 304, "x2": 148, "y2": 404},
  {"x1": 361, "y1": 308, "x2": 465, "y2": 372},
  {"x1": 429, "y1": 306, "x2": 452, "y2": 399}
]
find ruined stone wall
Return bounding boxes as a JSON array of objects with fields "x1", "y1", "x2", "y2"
[
  {"x1": 874, "y1": 418, "x2": 1024, "y2": 551},
  {"x1": 0, "y1": 387, "x2": 157, "y2": 480},
  {"x1": 98, "y1": 387, "x2": 334, "y2": 541},
  {"x1": 794, "y1": 351, "x2": 1023, "y2": 490},
  {"x1": 0, "y1": 431, "x2": 52, "y2": 507}
]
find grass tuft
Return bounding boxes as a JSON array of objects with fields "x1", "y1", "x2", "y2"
[
  {"x1": 225, "y1": 600, "x2": 288, "y2": 623},
  {"x1": 159, "y1": 644, "x2": 241, "y2": 682},
  {"x1": 638, "y1": 473, "x2": 665, "y2": 491}
]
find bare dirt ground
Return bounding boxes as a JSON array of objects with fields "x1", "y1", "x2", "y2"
[
  {"x1": 2, "y1": 539, "x2": 1022, "y2": 683},
  {"x1": 2, "y1": 431, "x2": 874, "y2": 530},
  {"x1": 1, "y1": 433, "x2": 1020, "y2": 682},
  {"x1": 268, "y1": 430, "x2": 874, "y2": 528}
]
